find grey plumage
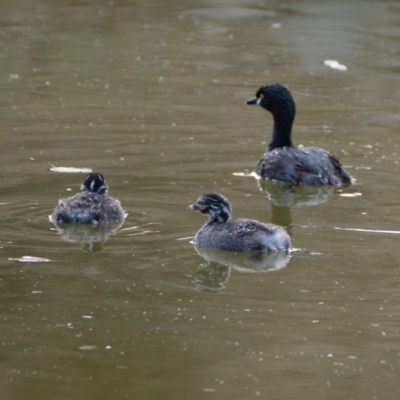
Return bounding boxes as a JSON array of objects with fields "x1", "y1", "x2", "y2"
[
  {"x1": 188, "y1": 193, "x2": 291, "y2": 253},
  {"x1": 247, "y1": 83, "x2": 352, "y2": 186},
  {"x1": 50, "y1": 172, "x2": 125, "y2": 225},
  {"x1": 257, "y1": 146, "x2": 351, "y2": 186}
]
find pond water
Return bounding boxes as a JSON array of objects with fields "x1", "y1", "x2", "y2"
[{"x1": 1, "y1": 0, "x2": 400, "y2": 399}]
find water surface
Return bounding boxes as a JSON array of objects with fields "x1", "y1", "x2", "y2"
[{"x1": 1, "y1": 0, "x2": 400, "y2": 399}]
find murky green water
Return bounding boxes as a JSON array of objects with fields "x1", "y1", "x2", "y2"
[{"x1": 1, "y1": 0, "x2": 400, "y2": 399}]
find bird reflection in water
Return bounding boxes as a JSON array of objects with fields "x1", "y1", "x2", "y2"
[
  {"x1": 193, "y1": 244, "x2": 291, "y2": 292},
  {"x1": 51, "y1": 220, "x2": 124, "y2": 252},
  {"x1": 258, "y1": 179, "x2": 335, "y2": 208},
  {"x1": 233, "y1": 172, "x2": 340, "y2": 235},
  {"x1": 257, "y1": 179, "x2": 338, "y2": 236}
]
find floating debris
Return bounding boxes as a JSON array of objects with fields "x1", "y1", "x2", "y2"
[
  {"x1": 339, "y1": 192, "x2": 362, "y2": 198},
  {"x1": 8, "y1": 256, "x2": 52, "y2": 262},
  {"x1": 335, "y1": 227, "x2": 400, "y2": 235},
  {"x1": 119, "y1": 226, "x2": 139, "y2": 232},
  {"x1": 176, "y1": 236, "x2": 194, "y2": 241},
  {"x1": 49, "y1": 163, "x2": 92, "y2": 173},
  {"x1": 203, "y1": 388, "x2": 217, "y2": 393},
  {"x1": 324, "y1": 60, "x2": 347, "y2": 71},
  {"x1": 232, "y1": 171, "x2": 260, "y2": 179},
  {"x1": 79, "y1": 345, "x2": 97, "y2": 351},
  {"x1": 127, "y1": 230, "x2": 159, "y2": 236}
]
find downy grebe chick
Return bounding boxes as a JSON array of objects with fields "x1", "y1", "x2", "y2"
[
  {"x1": 246, "y1": 84, "x2": 352, "y2": 186},
  {"x1": 188, "y1": 193, "x2": 291, "y2": 252},
  {"x1": 50, "y1": 172, "x2": 126, "y2": 225}
]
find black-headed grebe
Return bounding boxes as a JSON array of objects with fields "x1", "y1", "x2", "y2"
[
  {"x1": 246, "y1": 84, "x2": 352, "y2": 186},
  {"x1": 188, "y1": 193, "x2": 291, "y2": 252},
  {"x1": 50, "y1": 172, "x2": 125, "y2": 225}
]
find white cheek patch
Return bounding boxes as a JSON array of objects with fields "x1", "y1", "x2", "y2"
[
  {"x1": 256, "y1": 98, "x2": 262, "y2": 105},
  {"x1": 90, "y1": 180, "x2": 95, "y2": 190},
  {"x1": 222, "y1": 205, "x2": 230, "y2": 216},
  {"x1": 208, "y1": 209, "x2": 217, "y2": 218}
]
